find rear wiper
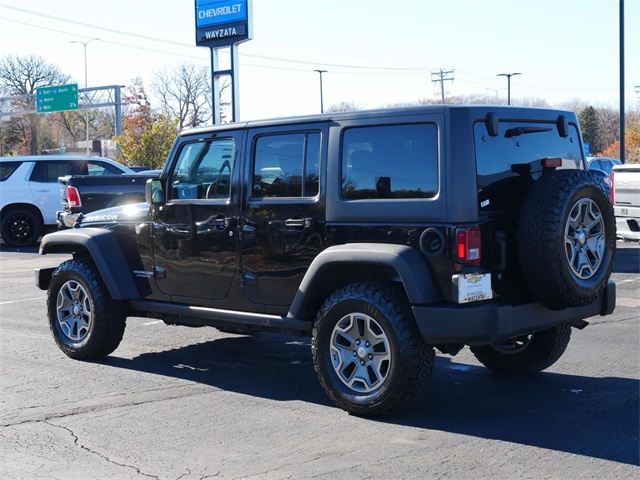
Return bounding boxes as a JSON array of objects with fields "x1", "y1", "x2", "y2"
[{"x1": 504, "y1": 126, "x2": 552, "y2": 138}]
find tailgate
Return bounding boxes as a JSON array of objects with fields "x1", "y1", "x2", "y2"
[{"x1": 612, "y1": 165, "x2": 640, "y2": 207}]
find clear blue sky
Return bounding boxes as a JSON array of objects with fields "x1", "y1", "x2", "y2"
[{"x1": 0, "y1": 0, "x2": 638, "y2": 120}]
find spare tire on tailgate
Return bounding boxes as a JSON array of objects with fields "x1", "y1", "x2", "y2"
[{"x1": 517, "y1": 169, "x2": 615, "y2": 309}]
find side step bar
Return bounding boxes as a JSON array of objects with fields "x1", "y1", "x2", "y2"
[{"x1": 130, "y1": 300, "x2": 313, "y2": 334}]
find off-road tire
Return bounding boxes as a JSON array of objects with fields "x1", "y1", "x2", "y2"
[
  {"x1": 470, "y1": 324, "x2": 572, "y2": 374},
  {"x1": 47, "y1": 257, "x2": 126, "y2": 360},
  {"x1": 518, "y1": 169, "x2": 615, "y2": 309},
  {"x1": 312, "y1": 282, "x2": 434, "y2": 416},
  {"x1": 1, "y1": 207, "x2": 42, "y2": 247}
]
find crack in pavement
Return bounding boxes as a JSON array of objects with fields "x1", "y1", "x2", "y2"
[
  {"x1": 1, "y1": 384, "x2": 217, "y2": 428},
  {"x1": 43, "y1": 420, "x2": 160, "y2": 479}
]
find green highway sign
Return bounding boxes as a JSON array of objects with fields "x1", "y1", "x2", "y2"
[{"x1": 36, "y1": 83, "x2": 79, "y2": 113}]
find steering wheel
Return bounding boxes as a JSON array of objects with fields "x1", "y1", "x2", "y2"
[{"x1": 205, "y1": 160, "x2": 231, "y2": 199}]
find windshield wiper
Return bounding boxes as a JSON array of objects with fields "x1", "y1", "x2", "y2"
[{"x1": 504, "y1": 126, "x2": 552, "y2": 138}]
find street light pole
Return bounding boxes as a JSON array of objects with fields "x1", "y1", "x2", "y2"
[
  {"x1": 314, "y1": 69, "x2": 327, "y2": 113},
  {"x1": 497, "y1": 72, "x2": 521, "y2": 105},
  {"x1": 71, "y1": 38, "x2": 100, "y2": 155},
  {"x1": 486, "y1": 87, "x2": 502, "y2": 102}
]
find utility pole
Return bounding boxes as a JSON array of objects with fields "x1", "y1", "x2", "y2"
[
  {"x1": 431, "y1": 69, "x2": 454, "y2": 103},
  {"x1": 71, "y1": 38, "x2": 100, "y2": 155},
  {"x1": 314, "y1": 69, "x2": 327, "y2": 113},
  {"x1": 619, "y1": 0, "x2": 625, "y2": 163},
  {"x1": 497, "y1": 72, "x2": 521, "y2": 105}
]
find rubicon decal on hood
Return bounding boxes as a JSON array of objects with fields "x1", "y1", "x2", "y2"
[{"x1": 84, "y1": 213, "x2": 119, "y2": 222}]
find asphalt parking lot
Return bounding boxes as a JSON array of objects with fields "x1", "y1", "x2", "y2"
[{"x1": 0, "y1": 240, "x2": 638, "y2": 479}]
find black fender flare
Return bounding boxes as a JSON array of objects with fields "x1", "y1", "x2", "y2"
[
  {"x1": 289, "y1": 243, "x2": 440, "y2": 319},
  {"x1": 38, "y1": 228, "x2": 140, "y2": 300}
]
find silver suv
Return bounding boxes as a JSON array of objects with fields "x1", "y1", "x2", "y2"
[{"x1": 0, "y1": 155, "x2": 134, "y2": 247}]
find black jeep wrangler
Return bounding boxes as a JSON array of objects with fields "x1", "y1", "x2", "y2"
[{"x1": 35, "y1": 105, "x2": 616, "y2": 416}]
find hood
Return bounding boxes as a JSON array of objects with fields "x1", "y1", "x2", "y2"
[{"x1": 79, "y1": 203, "x2": 151, "y2": 226}]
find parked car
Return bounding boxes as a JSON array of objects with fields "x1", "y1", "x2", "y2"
[
  {"x1": 611, "y1": 163, "x2": 640, "y2": 243},
  {"x1": 0, "y1": 155, "x2": 135, "y2": 247},
  {"x1": 57, "y1": 170, "x2": 160, "y2": 229},
  {"x1": 128, "y1": 166, "x2": 154, "y2": 173},
  {"x1": 587, "y1": 156, "x2": 621, "y2": 184},
  {"x1": 36, "y1": 106, "x2": 616, "y2": 416}
]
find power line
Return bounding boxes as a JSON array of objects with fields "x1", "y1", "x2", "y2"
[{"x1": 1, "y1": 5, "x2": 436, "y2": 73}]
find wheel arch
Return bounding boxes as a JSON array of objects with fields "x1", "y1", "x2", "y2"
[
  {"x1": 289, "y1": 243, "x2": 441, "y2": 319},
  {"x1": 39, "y1": 228, "x2": 140, "y2": 300},
  {"x1": 1, "y1": 202, "x2": 45, "y2": 224}
]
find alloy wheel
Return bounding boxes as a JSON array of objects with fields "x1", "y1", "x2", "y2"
[
  {"x1": 329, "y1": 312, "x2": 392, "y2": 393},
  {"x1": 56, "y1": 280, "x2": 92, "y2": 342}
]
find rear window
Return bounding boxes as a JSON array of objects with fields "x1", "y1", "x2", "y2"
[
  {"x1": 0, "y1": 161, "x2": 22, "y2": 181},
  {"x1": 341, "y1": 123, "x2": 438, "y2": 200},
  {"x1": 475, "y1": 121, "x2": 582, "y2": 211}
]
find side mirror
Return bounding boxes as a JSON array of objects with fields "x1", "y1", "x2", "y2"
[{"x1": 146, "y1": 178, "x2": 165, "y2": 205}]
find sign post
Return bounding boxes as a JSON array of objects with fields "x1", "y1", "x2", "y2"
[
  {"x1": 195, "y1": 0, "x2": 252, "y2": 124},
  {"x1": 36, "y1": 84, "x2": 79, "y2": 113}
]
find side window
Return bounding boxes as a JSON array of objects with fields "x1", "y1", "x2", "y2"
[
  {"x1": 0, "y1": 161, "x2": 22, "y2": 181},
  {"x1": 170, "y1": 138, "x2": 235, "y2": 200},
  {"x1": 29, "y1": 161, "x2": 86, "y2": 183},
  {"x1": 88, "y1": 161, "x2": 123, "y2": 175},
  {"x1": 341, "y1": 124, "x2": 438, "y2": 199},
  {"x1": 252, "y1": 132, "x2": 321, "y2": 198}
]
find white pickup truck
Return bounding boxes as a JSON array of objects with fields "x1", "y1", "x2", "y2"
[{"x1": 611, "y1": 163, "x2": 640, "y2": 243}]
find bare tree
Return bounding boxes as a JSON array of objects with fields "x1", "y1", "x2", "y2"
[
  {"x1": 151, "y1": 63, "x2": 212, "y2": 128},
  {"x1": 204, "y1": 78, "x2": 231, "y2": 124},
  {"x1": 0, "y1": 55, "x2": 70, "y2": 154},
  {"x1": 151, "y1": 62, "x2": 234, "y2": 127},
  {"x1": 597, "y1": 107, "x2": 621, "y2": 152},
  {"x1": 55, "y1": 108, "x2": 115, "y2": 144},
  {"x1": 326, "y1": 101, "x2": 364, "y2": 112}
]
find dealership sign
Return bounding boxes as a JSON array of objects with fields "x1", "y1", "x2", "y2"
[{"x1": 195, "y1": 0, "x2": 252, "y2": 47}]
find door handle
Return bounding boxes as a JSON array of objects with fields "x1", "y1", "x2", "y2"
[
  {"x1": 208, "y1": 214, "x2": 229, "y2": 230},
  {"x1": 284, "y1": 218, "x2": 311, "y2": 228}
]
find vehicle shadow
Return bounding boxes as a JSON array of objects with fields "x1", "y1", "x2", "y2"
[
  {"x1": 101, "y1": 333, "x2": 639, "y2": 467},
  {"x1": 0, "y1": 242, "x2": 39, "y2": 253},
  {"x1": 613, "y1": 242, "x2": 640, "y2": 274}
]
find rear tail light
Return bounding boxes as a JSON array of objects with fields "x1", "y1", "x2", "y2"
[
  {"x1": 542, "y1": 157, "x2": 562, "y2": 168},
  {"x1": 609, "y1": 172, "x2": 615, "y2": 204},
  {"x1": 456, "y1": 226, "x2": 481, "y2": 264},
  {"x1": 67, "y1": 186, "x2": 81, "y2": 208}
]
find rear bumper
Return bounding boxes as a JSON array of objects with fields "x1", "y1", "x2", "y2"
[
  {"x1": 56, "y1": 211, "x2": 79, "y2": 229},
  {"x1": 413, "y1": 281, "x2": 616, "y2": 344},
  {"x1": 615, "y1": 216, "x2": 640, "y2": 241}
]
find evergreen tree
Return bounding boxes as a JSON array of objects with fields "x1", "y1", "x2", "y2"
[{"x1": 579, "y1": 106, "x2": 601, "y2": 154}]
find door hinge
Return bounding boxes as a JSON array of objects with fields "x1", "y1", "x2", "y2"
[
  {"x1": 240, "y1": 225, "x2": 256, "y2": 241},
  {"x1": 153, "y1": 267, "x2": 167, "y2": 279}
]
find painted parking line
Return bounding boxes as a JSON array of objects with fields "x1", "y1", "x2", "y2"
[
  {"x1": 143, "y1": 320, "x2": 164, "y2": 326},
  {"x1": 0, "y1": 297, "x2": 45, "y2": 306}
]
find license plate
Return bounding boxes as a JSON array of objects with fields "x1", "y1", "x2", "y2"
[{"x1": 454, "y1": 273, "x2": 493, "y2": 304}]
